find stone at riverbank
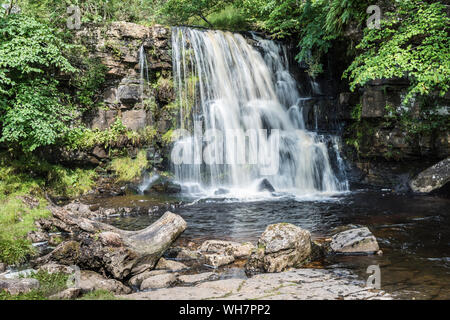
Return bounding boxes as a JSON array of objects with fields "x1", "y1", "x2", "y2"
[
  {"x1": 330, "y1": 227, "x2": 379, "y2": 254},
  {"x1": 245, "y1": 223, "x2": 311, "y2": 275},
  {"x1": 119, "y1": 268, "x2": 391, "y2": 300},
  {"x1": 140, "y1": 273, "x2": 178, "y2": 290},
  {"x1": 409, "y1": 157, "x2": 450, "y2": 194},
  {"x1": 79, "y1": 270, "x2": 131, "y2": 294}
]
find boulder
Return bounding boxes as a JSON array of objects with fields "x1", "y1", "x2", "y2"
[
  {"x1": 140, "y1": 273, "x2": 178, "y2": 291},
  {"x1": 258, "y1": 178, "x2": 275, "y2": 192},
  {"x1": 245, "y1": 223, "x2": 311, "y2": 275},
  {"x1": 0, "y1": 278, "x2": 40, "y2": 295},
  {"x1": 117, "y1": 81, "x2": 141, "y2": 106},
  {"x1": 128, "y1": 270, "x2": 168, "y2": 287},
  {"x1": 199, "y1": 240, "x2": 255, "y2": 259},
  {"x1": 155, "y1": 258, "x2": 188, "y2": 271},
  {"x1": 38, "y1": 263, "x2": 76, "y2": 275},
  {"x1": 0, "y1": 263, "x2": 6, "y2": 273},
  {"x1": 203, "y1": 254, "x2": 235, "y2": 268},
  {"x1": 34, "y1": 206, "x2": 187, "y2": 281},
  {"x1": 409, "y1": 157, "x2": 450, "y2": 193},
  {"x1": 79, "y1": 270, "x2": 131, "y2": 294},
  {"x1": 147, "y1": 176, "x2": 182, "y2": 194},
  {"x1": 164, "y1": 247, "x2": 200, "y2": 261},
  {"x1": 330, "y1": 227, "x2": 379, "y2": 254}
]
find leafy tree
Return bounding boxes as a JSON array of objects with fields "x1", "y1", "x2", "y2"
[
  {"x1": 344, "y1": 0, "x2": 450, "y2": 102},
  {"x1": 160, "y1": 0, "x2": 230, "y2": 27},
  {"x1": 0, "y1": 14, "x2": 76, "y2": 152}
]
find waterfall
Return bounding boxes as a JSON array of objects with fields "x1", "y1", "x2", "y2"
[
  {"x1": 139, "y1": 45, "x2": 149, "y2": 100},
  {"x1": 171, "y1": 27, "x2": 348, "y2": 197}
]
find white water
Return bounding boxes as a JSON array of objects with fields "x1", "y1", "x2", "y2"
[{"x1": 171, "y1": 27, "x2": 348, "y2": 198}]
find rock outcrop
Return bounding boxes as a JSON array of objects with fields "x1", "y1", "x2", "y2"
[
  {"x1": 245, "y1": 223, "x2": 311, "y2": 275},
  {"x1": 409, "y1": 157, "x2": 450, "y2": 193}
]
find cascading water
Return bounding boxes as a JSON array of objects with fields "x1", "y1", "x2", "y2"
[{"x1": 171, "y1": 27, "x2": 348, "y2": 197}]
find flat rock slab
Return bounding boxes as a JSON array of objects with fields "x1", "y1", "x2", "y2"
[{"x1": 119, "y1": 268, "x2": 391, "y2": 300}]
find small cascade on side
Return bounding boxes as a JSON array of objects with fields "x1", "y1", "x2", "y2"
[
  {"x1": 170, "y1": 27, "x2": 348, "y2": 197},
  {"x1": 139, "y1": 45, "x2": 149, "y2": 100}
]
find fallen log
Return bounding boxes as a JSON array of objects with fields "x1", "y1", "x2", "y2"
[{"x1": 34, "y1": 205, "x2": 187, "y2": 280}]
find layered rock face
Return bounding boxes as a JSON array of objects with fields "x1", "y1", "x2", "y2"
[{"x1": 60, "y1": 22, "x2": 176, "y2": 165}]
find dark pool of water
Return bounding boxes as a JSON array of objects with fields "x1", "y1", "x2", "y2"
[{"x1": 100, "y1": 190, "x2": 450, "y2": 299}]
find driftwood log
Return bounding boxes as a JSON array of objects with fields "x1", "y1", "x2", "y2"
[{"x1": 34, "y1": 205, "x2": 187, "y2": 280}]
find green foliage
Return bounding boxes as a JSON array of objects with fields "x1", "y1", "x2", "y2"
[
  {"x1": 0, "y1": 14, "x2": 76, "y2": 152},
  {"x1": 78, "y1": 289, "x2": 119, "y2": 300},
  {"x1": 344, "y1": 0, "x2": 450, "y2": 103},
  {"x1": 192, "y1": 5, "x2": 250, "y2": 31},
  {"x1": 110, "y1": 150, "x2": 148, "y2": 182},
  {"x1": 160, "y1": 0, "x2": 228, "y2": 27}
]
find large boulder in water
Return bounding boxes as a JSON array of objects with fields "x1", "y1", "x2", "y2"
[
  {"x1": 257, "y1": 179, "x2": 275, "y2": 193},
  {"x1": 330, "y1": 227, "x2": 379, "y2": 254},
  {"x1": 245, "y1": 223, "x2": 311, "y2": 275},
  {"x1": 409, "y1": 157, "x2": 450, "y2": 194},
  {"x1": 145, "y1": 176, "x2": 182, "y2": 194}
]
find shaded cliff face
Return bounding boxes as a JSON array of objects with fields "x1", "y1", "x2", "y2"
[{"x1": 76, "y1": 22, "x2": 174, "y2": 133}]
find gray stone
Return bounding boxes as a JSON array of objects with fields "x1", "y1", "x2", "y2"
[
  {"x1": 120, "y1": 268, "x2": 391, "y2": 300},
  {"x1": 245, "y1": 223, "x2": 311, "y2": 274},
  {"x1": 0, "y1": 263, "x2": 6, "y2": 273},
  {"x1": 79, "y1": 270, "x2": 131, "y2": 294},
  {"x1": 128, "y1": 270, "x2": 168, "y2": 287},
  {"x1": 140, "y1": 273, "x2": 178, "y2": 290},
  {"x1": 121, "y1": 109, "x2": 147, "y2": 131},
  {"x1": 178, "y1": 272, "x2": 216, "y2": 285},
  {"x1": 118, "y1": 83, "x2": 141, "y2": 106},
  {"x1": 38, "y1": 263, "x2": 76, "y2": 275},
  {"x1": 155, "y1": 258, "x2": 188, "y2": 271},
  {"x1": 199, "y1": 240, "x2": 255, "y2": 259},
  {"x1": 27, "y1": 230, "x2": 49, "y2": 243},
  {"x1": 49, "y1": 287, "x2": 81, "y2": 300},
  {"x1": 203, "y1": 254, "x2": 235, "y2": 268},
  {"x1": 0, "y1": 278, "x2": 40, "y2": 295},
  {"x1": 409, "y1": 157, "x2": 450, "y2": 193},
  {"x1": 330, "y1": 227, "x2": 379, "y2": 254}
]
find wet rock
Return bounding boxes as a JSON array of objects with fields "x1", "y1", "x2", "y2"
[
  {"x1": 258, "y1": 178, "x2": 275, "y2": 192},
  {"x1": 79, "y1": 270, "x2": 131, "y2": 294},
  {"x1": 203, "y1": 254, "x2": 235, "y2": 268},
  {"x1": 0, "y1": 278, "x2": 40, "y2": 295},
  {"x1": 409, "y1": 157, "x2": 450, "y2": 193},
  {"x1": 38, "y1": 263, "x2": 76, "y2": 275},
  {"x1": 128, "y1": 270, "x2": 168, "y2": 287},
  {"x1": 0, "y1": 263, "x2": 6, "y2": 273},
  {"x1": 147, "y1": 177, "x2": 182, "y2": 194},
  {"x1": 117, "y1": 81, "x2": 141, "y2": 106},
  {"x1": 155, "y1": 258, "x2": 188, "y2": 271},
  {"x1": 214, "y1": 188, "x2": 229, "y2": 195},
  {"x1": 63, "y1": 202, "x2": 93, "y2": 218},
  {"x1": 140, "y1": 273, "x2": 178, "y2": 290},
  {"x1": 50, "y1": 287, "x2": 81, "y2": 300},
  {"x1": 330, "y1": 227, "x2": 379, "y2": 254},
  {"x1": 245, "y1": 223, "x2": 311, "y2": 275},
  {"x1": 178, "y1": 272, "x2": 216, "y2": 285}
]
